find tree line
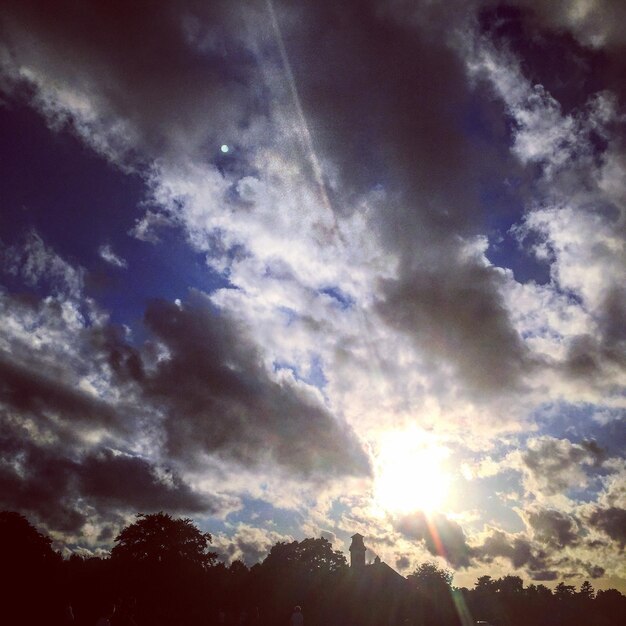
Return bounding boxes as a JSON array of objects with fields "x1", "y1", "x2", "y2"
[{"x1": 1, "y1": 510, "x2": 624, "y2": 626}]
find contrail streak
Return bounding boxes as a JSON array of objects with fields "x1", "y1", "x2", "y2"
[
  {"x1": 264, "y1": 0, "x2": 388, "y2": 401},
  {"x1": 265, "y1": 0, "x2": 339, "y2": 235}
]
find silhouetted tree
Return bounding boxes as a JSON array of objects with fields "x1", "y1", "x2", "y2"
[
  {"x1": 258, "y1": 538, "x2": 348, "y2": 625},
  {"x1": 579, "y1": 580, "x2": 595, "y2": 600},
  {"x1": 496, "y1": 575, "x2": 524, "y2": 595},
  {"x1": 0, "y1": 511, "x2": 57, "y2": 565},
  {"x1": 3, "y1": 511, "x2": 626, "y2": 626},
  {"x1": 111, "y1": 512, "x2": 217, "y2": 568},
  {"x1": 0, "y1": 511, "x2": 62, "y2": 624},
  {"x1": 110, "y1": 512, "x2": 217, "y2": 626},
  {"x1": 595, "y1": 588, "x2": 626, "y2": 626},
  {"x1": 554, "y1": 581, "x2": 576, "y2": 599},
  {"x1": 407, "y1": 562, "x2": 453, "y2": 592},
  {"x1": 262, "y1": 537, "x2": 347, "y2": 574},
  {"x1": 407, "y1": 562, "x2": 454, "y2": 626},
  {"x1": 474, "y1": 575, "x2": 497, "y2": 593}
]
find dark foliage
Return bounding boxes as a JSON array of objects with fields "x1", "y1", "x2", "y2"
[
  {"x1": 0, "y1": 511, "x2": 62, "y2": 624},
  {"x1": 1, "y1": 510, "x2": 624, "y2": 626},
  {"x1": 111, "y1": 512, "x2": 217, "y2": 569}
]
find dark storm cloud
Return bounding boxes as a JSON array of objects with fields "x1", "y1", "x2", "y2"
[
  {"x1": 0, "y1": 417, "x2": 218, "y2": 535},
  {"x1": 568, "y1": 288, "x2": 626, "y2": 380},
  {"x1": 320, "y1": 530, "x2": 337, "y2": 544},
  {"x1": 521, "y1": 437, "x2": 608, "y2": 495},
  {"x1": 277, "y1": 1, "x2": 531, "y2": 393},
  {"x1": 599, "y1": 288, "x2": 626, "y2": 356},
  {"x1": 78, "y1": 448, "x2": 220, "y2": 513},
  {"x1": 565, "y1": 333, "x2": 626, "y2": 382},
  {"x1": 478, "y1": 3, "x2": 626, "y2": 111},
  {"x1": 0, "y1": 355, "x2": 121, "y2": 434},
  {"x1": 395, "y1": 555, "x2": 411, "y2": 571},
  {"x1": 1, "y1": 231, "x2": 83, "y2": 297},
  {"x1": 88, "y1": 325, "x2": 145, "y2": 385},
  {"x1": 394, "y1": 511, "x2": 473, "y2": 568},
  {"x1": 530, "y1": 570, "x2": 558, "y2": 581},
  {"x1": 586, "y1": 564, "x2": 606, "y2": 579},
  {"x1": 1, "y1": 282, "x2": 369, "y2": 507},
  {"x1": 526, "y1": 508, "x2": 579, "y2": 549},
  {"x1": 141, "y1": 292, "x2": 371, "y2": 478},
  {"x1": 0, "y1": 0, "x2": 259, "y2": 164},
  {"x1": 472, "y1": 527, "x2": 608, "y2": 582},
  {"x1": 0, "y1": 426, "x2": 86, "y2": 533},
  {"x1": 377, "y1": 261, "x2": 531, "y2": 393},
  {"x1": 0, "y1": 0, "x2": 532, "y2": 395},
  {"x1": 0, "y1": 290, "x2": 370, "y2": 516},
  {"x1": 281, "y1": 0, "x2": 485, "y2": 229},
  {"x1": 474, "y1": 529, "x2": 549, "y2": 573},
  {"x1": 587, "y1": 507, "x2": 626, "y2": 549}
]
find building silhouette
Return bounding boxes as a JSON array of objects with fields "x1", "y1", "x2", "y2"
[
  {"x1": 346, "y1": 533, "x2": 408, "y2": 624},
  {"x1": 348, "y1": 533, "x2": 405, "y2": 584},
  {"x1": 349, "y1": 533, "x2": 366, "y2": 569}
]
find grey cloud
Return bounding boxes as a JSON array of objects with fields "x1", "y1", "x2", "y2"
[
  {"x1": 553, "y1": 556, "x2": 608, "y2": 581},
  {"x1": 393, "y1": 511, "x2": 473, "y2": 568},
  {"x1": 0, "y1": 0, "x2": 260, "y2": 165},
  {"x1": 0, "y1": 254, "x2": 370, "y2": 543},
  {"x1": 586, "y1": 564, "x2": 606, "y2": 579},
  {"x1": 395, "y1": 555, "x2": 411, "y2": 571},
  {"x1": 1, "y1": 231, "x2": 84, "y2": 297},
  {"x1": 588, "y1": 507, "x2": 626, "y2": 549},
  {"x1": 0, "y1": 418, "x2": 219, "y2": 535},
  {"x1": 320, "y1": 530, "x2": 337, "y2": 544},
  {"x1": 78, "y1": 448, "x2": 222, "y2": 514},
  {"x1": 1, "y1": 263, "x2": 369, "y2": 490},
  {"x1": 599, "y1": 287, "x2": 626, "y2": 354},
  {"x1": 530, "y1": 570, "x2": 558, "y2": 581},
  {"x1": 515, "y1": 0, "x2": 626, "y2": 50},
  {"x1": 87, "y1": 325, "x2": 145, "y2": 385},
  {"x1": 142, "y1": 292, "x2": 371, "y2": 479},
  {"x1": 473, "y1": 529, "x2": 550, "y2": 575},
  {"x1": 0, "y1": 427, "x2": 86, "y2": 533},
  {"x1": 0, "y1": 355, "x2": 123, "y2": 435},
  {"x1": 565, "y1": 330, "x2": 626, "y2": 382},
  {"x1": 521, "y1": 437, "x2": 608, "y2": 495},
  {"x1": 377, "y1": 260, "x2": 531, "y2": 394},
  {"x1": 276, "y1": 1, "x2": 530, "y2": 393},
  {"x1": 1, "y1": 0, "x2": 533, "y2": 398},
  {"x1": 0, "y1": 0, "x2": 569, "y2": 402},
  {"x1": 526, "y1": 508, "x2": 580, "y2": 548}
]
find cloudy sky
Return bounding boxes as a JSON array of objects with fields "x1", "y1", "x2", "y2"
[{"x1": 1, "y1": 0, "x2": 625, "y2": 591}]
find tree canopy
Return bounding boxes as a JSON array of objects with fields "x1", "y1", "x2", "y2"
[
  {"x1": 111, "y1": 512, "x2": 217, "y2": 569},
  {"x1": 262, "y1": 537, "x2": 347, "y2": 574},
  {"x1": 0, "y1": 510, "x2": 58, "y2": 567},
  {"x1": 407, "y1": 561, "x2": 453, "y2": 592}
]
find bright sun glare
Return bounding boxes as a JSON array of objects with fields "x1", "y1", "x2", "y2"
[{"x1": 374, "y1": 429, "x2": 451, "y2": 514}]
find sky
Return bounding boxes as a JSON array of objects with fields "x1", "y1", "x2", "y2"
[{"x1": 0, "y1": 0, "x2": 625, "y2": 591}]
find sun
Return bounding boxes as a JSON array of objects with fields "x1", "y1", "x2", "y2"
[{"x1": 373, "y1": 428, "x2": 451, "y2": 514}]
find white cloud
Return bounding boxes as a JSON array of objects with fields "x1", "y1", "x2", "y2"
[{"x1": 98, "y1": 244, "x2": 127, "y2": 269}]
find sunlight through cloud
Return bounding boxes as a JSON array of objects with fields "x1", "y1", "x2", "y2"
[{"x1": 374, "y1": 428, "x2": 451, "y2": 514}]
